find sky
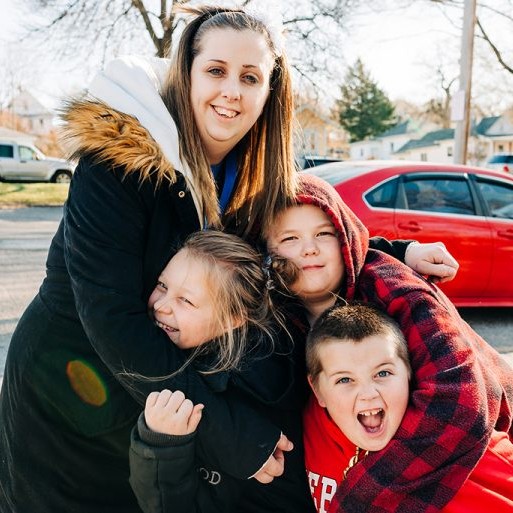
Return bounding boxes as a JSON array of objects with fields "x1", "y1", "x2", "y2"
[{"x1": 1, "y1": 0, "x2": 512, "y2": 114}]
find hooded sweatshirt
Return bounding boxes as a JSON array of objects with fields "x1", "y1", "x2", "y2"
[{"x1": 298, "y1": 173, "x2": 513, "y2": 513}]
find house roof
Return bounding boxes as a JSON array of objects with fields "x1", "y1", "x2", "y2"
[
  {"x1": 377, "y1": 120, "x2": 411, "y2": 138},
  {"x1": 473, "y1": 116, "x2": 499, "y2": 136},
  {"x1": 396, "y1": 128, "x2": 454, "y2": 153}
]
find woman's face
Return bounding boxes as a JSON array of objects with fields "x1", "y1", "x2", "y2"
[{"x1": 190, "y1": 27, "x2": 274, "y2": 164}]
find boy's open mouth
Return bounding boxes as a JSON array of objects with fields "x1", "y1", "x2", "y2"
[{"x1": 357, "y1": 408, "x2": 384, "y2": 433}]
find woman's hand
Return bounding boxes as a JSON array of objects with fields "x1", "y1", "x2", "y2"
[
  {"x1": 252, "y1": 433, "x2": 293, "y2": 484},
  {"x1": 144, "y1": 389, "x2": 204, "y2": 436},
  {"x1": 404, "y1": 241, "x2": 459, "y2": 283}
]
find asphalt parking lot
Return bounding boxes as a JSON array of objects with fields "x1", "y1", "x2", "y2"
[{"x1": 1, "y1": 206, "x2": 512, "y2": 381}]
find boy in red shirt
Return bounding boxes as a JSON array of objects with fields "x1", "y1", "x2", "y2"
[{"x1": 304, "y1": 302, "x2": 513, "y2": 513}]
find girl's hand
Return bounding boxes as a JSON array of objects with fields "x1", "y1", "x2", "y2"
[
  {"x1": 252, "y1": 433, "x2": 293, "y2": 484},
  {"x1": 404, "y1": 241, "x2": 459, "y2": 283},
  {"x1": 144, "y1": 389, "x2": 204, "y2": 436}
]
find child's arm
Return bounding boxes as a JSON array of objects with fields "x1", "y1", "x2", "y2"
[
  {"x1": 130, "y1": 390, "x2": 233, "y2": 513},
  {"x1": 370, "y1": 238, "x2": 458, "y2": 283}
]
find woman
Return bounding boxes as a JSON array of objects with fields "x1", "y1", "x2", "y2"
[{"x1": 0, "y1": 5, "x2": 457, "y2": 513}]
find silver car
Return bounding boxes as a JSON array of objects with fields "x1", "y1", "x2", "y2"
[{"x1": 0, "y1": 140, "x2": 75, "y2": 183}]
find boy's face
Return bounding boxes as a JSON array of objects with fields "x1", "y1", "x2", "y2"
[
  {"x1": 309, "y1": 334, "x2": 410, "y2": 452},
  {"x1": 148, "y1": 250, "x2": 223, "y2": 349},
  {"x1": 267, "y1": 204, "x2": 345, "y2": 306}
]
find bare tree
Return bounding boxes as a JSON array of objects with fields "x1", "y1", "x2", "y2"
[
  {"x1": 20, "y1": 0, "x2": 360, "y2": 86},
  {"x1": 423, "y1": 66, "x2": 458, "y2": 128},
  {"x1": 424, "y1": 0, "x2": 513, "y2": 75}
]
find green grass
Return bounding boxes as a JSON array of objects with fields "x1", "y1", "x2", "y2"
[{"x1": 0, "y1": 182, "x2": 69, "y2": 207}]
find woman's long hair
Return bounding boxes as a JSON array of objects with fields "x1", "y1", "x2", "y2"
[{"x1": 161, "y1": 5, "x2": 297, "y2": 236}]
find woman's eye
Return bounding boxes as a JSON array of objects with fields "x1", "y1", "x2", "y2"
[
  {"x1": 208, "y1": 67, "x2": 224, "y2": 77},
  {"x1": 179, "y1": 297, "x2": 194, "y2": 306},
  {"x1": 243, "y1": 74, "x2": 259, "y2": 85},
  {"x1": 317, "y1": 231, "x2": 335, "y2": 238},
  {"x1": 156, "y1": 281, "x2": 167, "y2": 291},
  {"x1": 376, "y1": 370, "x2": 391, "y2": 378},
  {"x1": 337, "y1": 377, "x2": 351, "y2": 384},
  {"x1": 280, "y1": 236, "x2": 297, "y2": 243}
]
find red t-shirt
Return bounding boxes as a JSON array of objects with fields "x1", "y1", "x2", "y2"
[{"x1": 303, "y1": 395, "x2": 513, "y2": 513}]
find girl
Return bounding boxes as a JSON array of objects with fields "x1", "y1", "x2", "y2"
[
  {"x1": 0, "y1": 5, "x2": 457, "y2": 513},
  {"x1": 129, "y1": 230, "x2": 301, "y2": 513},
  {"x1": 265, "y1": 173, "x2": 513, "y2": 512}
]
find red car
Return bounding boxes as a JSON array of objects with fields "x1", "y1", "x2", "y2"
[{"x1": 306, "y1": 160, "x2": 513, "y2": 307}]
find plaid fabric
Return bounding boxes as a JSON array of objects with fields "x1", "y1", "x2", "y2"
[{"x1": 298, "y1": 174, "x2": 513, "y2": 513}]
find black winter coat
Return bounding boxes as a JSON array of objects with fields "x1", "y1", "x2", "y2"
[{"x1": 0, "y1": 100, "x2": 411, "y2": 513}]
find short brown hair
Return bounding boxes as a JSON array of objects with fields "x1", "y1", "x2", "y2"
[{"x1": 306, "y1": 302, "x2": 411, "y2": 382}]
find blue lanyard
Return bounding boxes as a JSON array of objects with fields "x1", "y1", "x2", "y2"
[{"x1": 211, "y1": 151, "x2": 238, "y2": 215}]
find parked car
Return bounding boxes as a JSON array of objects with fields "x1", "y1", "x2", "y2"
[
  {"x1": 486, "y1": 154, "x2": 513, "y2": 174},
  {"x1": 306, "y1": 160, "x2": 513, "y2": 307},
  {"x1": 0, "y1": 140, "x2": 74, "y2": 183},
  {"x1": 299, "y1": 155, "x2": 343, "y2": 170}
]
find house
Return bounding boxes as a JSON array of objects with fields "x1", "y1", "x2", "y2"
[
  {"x1": 349, "y1": 119, "x2": 422, "y2": 160},
  {"x1": 394, "y1": 128, "x2": 455, "y2": 163},
  {"x1": 471, "y1": 113, "x2": 513, "y2": 159},
  {"x1": 7, "y1": 90, "x2": 54, "y2": 135},
  {"x1": 295, "y1": 104, "x2": 349, "y2": 159}
]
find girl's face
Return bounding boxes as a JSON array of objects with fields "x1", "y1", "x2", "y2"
[
  {"x1": 190, "y1": 27, "x2": 274, "y2": 164},
  {"x1": 148, "y1": 250, "x2": 224, "y2": 349},
  {"x1": 267, "y1": 204, "x2": 345, "y2": 313},
  {"x1": 309, "y1": 334, "x2": 410, "y2": 452}
]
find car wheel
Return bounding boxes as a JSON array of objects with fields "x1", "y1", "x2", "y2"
[{"x1": 52, "y1": 170, "x2": 72, "y2": 183}]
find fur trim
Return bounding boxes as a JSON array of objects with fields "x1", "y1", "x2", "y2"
[{"x1": 59, "y1": 99, "x2": 177, "y2": 185}]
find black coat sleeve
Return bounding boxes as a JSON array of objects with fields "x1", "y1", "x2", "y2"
[
  {"x1": 63, "y1": 157, "x2": 281, "y2": 479},
  {"x1": 129, "y1": 414, "x2": 241, "y2": 513},
  {"x1": 369, "y1": 236, "x2": 413, "y2": 262}
]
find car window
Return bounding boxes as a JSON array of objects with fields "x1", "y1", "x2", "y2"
[
  {"x1": 488, "y1": 155, "x2": 513, "y2": 164},
  {"x1": 365, "y1": 178, "x2": 398, "y2": 208},
  {"x1": 0, "y1": 144, "x2": 14, "y2": 158},
  {"x1": 19, "y1": 146, "x2": 37, "y2": 161},
  {"x1": 475, "y1": 178, "x2": 513, "y2": 219},
  {"x1": 403, "y1": 177, "x2": 474, "y2": 215}
]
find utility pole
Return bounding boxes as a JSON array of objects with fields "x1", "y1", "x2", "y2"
[{"x1": 453, "y1": 0, "x2": 477, "y2": 165}]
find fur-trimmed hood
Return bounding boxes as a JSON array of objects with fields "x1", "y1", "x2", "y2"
[{"x1": 59, "y1": 56, "x2": 203, "y2": 223}]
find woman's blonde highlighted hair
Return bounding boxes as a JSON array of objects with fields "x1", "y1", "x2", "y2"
[{"x1": 162, "y1": 4, "x2": 297, "y2": 236}]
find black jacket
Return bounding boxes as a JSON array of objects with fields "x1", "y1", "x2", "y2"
[{"x1": 0, "y1": 100, "x2": 411, "y2": 513}]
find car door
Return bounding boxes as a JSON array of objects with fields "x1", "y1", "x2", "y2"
[
  {"x1": 393, "y1": 173, "x2": 493, "y2": 302},
  {"x1": 473, "y1": 175, "x2": 513, "y2": 302},
  {"x1": 17, "y1": 145, "x2": 49, "y2": 180},
  {"x1": 0, "y1": 143, "x2": 19, "y2": 179}
]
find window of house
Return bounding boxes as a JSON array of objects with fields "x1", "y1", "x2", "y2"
[
  {"x1": 447, "y1": 146, "x2": 453, "y2": 157},
  {"x1": 420, "y1": 153, "x2": 427, "y2": 162}
]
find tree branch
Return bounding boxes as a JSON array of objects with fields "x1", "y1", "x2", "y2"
[{"x1": 476, "y1": 16, "x2": 513, "y2": 74}]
